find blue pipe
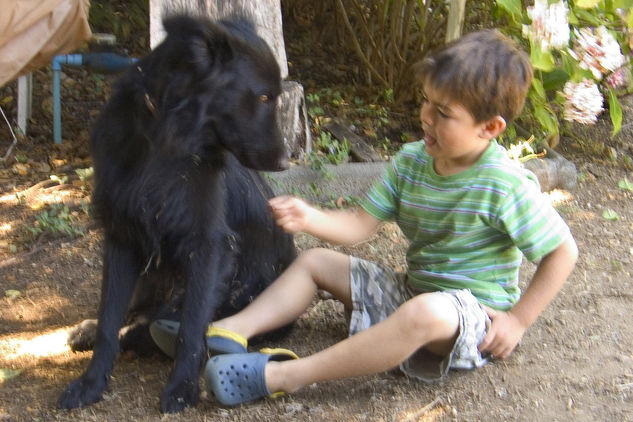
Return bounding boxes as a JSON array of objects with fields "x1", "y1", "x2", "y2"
[{"x1": 52, "y1": 53, "x2": 137, "y2": 144}]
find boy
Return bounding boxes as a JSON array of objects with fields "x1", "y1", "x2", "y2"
[{"x1": 151, "y1": 29, "x2": 578, "y2": 406}]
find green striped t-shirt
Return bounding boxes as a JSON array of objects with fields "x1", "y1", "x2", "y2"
[{"x1": 361, "y1": 140, "x2": 571, "y2": 310}]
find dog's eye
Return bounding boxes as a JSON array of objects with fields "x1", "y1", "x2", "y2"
[{"x1": 259, "y1": 95, "x2": 270, "y2": 103}]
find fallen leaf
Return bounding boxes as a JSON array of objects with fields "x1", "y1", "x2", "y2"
[
  {"x1": 12, "y1": 163, "x2": 29, "y2": 176},
  {"x1": 5, "y1": 289, "x2": 21, "y2": 299},
  {"x1": 602, "y1": 209, "x2": 619, "y2": 221},
  {"x1": 0, "y1": 368, "x2": 21, "y2": 383},
  {"x1": 618, "y1": 178, "x2": 633, "y2": 192}
]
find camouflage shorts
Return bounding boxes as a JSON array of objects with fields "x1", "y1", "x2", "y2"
[{"x1": 348, "y1": 256, "x2": 491, "y2": 382}]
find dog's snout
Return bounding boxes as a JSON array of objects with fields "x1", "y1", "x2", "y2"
[{"x1": 276, "y1": 156, "x2": 289, "y2": 171}]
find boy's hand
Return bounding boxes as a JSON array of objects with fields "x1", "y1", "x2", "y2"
[
  {"x1": 478, "y1": 306, "x2": 527, "y2": 359},
  {"x1": 269, "y1": 196, "x2": 312, "y2": 234}
]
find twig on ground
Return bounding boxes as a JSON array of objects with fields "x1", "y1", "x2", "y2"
[
  {"x1": 0, "y1": 243, "x2": 44, "y2": 269},
  {"x1": 399, "y1": 396, "x2": 442, "y2": 421}
]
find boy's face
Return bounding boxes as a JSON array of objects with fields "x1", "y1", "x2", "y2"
[{"x1": 419, "y1": 85, "x2": 499, "y2": 175}]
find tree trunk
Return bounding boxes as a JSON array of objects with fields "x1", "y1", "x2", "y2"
[
  {"x1": 149, "y1": 0, "x2": 310, "y2": 158},
  {"x1": 445, "y1": 0, "x2": 467, "y2": 42}
]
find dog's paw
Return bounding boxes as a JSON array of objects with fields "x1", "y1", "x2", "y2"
[
  {"x1": 58, "y1": 374, "x2": 107, "y2": 409},
  {"x1": 67, "y1": 319, "x2": 98, "y2": 352},
  {"x1": 160, "y1": 379, "x2": 199, "y2": 413}
]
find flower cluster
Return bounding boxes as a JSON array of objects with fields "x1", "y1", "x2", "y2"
[
  {"x1": 571, "y1": 26, "x2": 626, "y2": 80},
  {"x1": 522, "y1": 1, "x2": 628, "y2": 126},
  {"x1": 605, "y1": 67, "x2": 630, "y2": 89},
  {"x1": 523, "y1": 0, "x2": 570, "y2": 51},
  {"x1": 562, "y1": 79, "x2": 604, "y2": 125}
]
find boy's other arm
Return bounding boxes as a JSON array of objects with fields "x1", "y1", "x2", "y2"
[
  {"x1": 269, "y1": 195, "x2": 382, "y2": 246},
  {"x1": 478, "y1": 236, "x2": 579, "y2": 359}
]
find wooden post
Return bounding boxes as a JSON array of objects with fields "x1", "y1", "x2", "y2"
[
  {"x1": 445, "y1": 0, "x2": 467, "y2": 42},
  {"x1": 149, "y1": 0, "x2": 310, "y2": 158},
  {"x1": 17, "y1": 73, "x2": 32, "y2": 135}
]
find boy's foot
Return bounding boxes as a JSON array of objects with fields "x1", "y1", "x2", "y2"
[
  {"x1": 205, "y1": 348, "x2": 298, "y2": 406},
  {"x1": 149, "y1": 320, "x2": 248, "y2": 359}
]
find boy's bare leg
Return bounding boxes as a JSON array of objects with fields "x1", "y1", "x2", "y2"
[
  {"x1": 266, "y1": 292, "x2": 460, "y2": 394},
  {"x1": 214, "y1": 248, "x2": 352, "y2": 339}
]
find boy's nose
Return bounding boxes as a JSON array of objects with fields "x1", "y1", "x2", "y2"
[{"x1": 419, "y1": 103, "x2": 432, "y2": 126}]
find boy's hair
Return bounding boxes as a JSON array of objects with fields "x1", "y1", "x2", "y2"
[{"x1": 416, "y1": 29, "x2": 533, "y2": 124}]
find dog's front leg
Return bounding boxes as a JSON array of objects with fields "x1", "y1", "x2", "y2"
[
  {"x1": 58, "y1": 241, "x2": 140, "y2": 409},
  {"x1": 160, "y1": 243, "x2": 235, "y2": 413}
]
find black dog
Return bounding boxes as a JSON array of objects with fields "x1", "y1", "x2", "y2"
[{"x1": 58, "y1": 14, "x2": 296, "y2": 413}]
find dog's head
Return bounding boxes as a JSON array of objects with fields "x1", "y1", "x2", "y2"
[{"x1": 144, "y1": 14, "x2": 288, "y2": 171}]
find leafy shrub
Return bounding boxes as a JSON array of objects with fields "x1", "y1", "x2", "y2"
[
  {"x1": 89, "y1": 0, "x2": 149, "y2": 52},
  {"x1": 495, "y1": 0, "x2": 632, "y2": 144},
  {"x1": 25, "y1": 203, "x2": 85, "y2": 241}
]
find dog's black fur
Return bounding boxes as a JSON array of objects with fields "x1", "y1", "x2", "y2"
[{"x1": 57, "y1": 14, "x2": 296, "y2": 413}]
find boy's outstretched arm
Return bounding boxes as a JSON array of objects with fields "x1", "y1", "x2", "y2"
[
  {"x1": 478, "y1": 236, "x2": 578, "y2": 359},
  {"x1": 269, "y1": 195, "x2": 381, "y2": 246}
]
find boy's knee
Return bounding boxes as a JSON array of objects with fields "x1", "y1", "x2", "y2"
[
  {"x1": 294, "y1": 248, "x2": 340, "y2": 282},
  {"x1": 295, "y1": 248, "x2": 330, "y2": 270},
  {"x1": 294, "y1": 248, "x2": 350, "y2": 301},
  {"x1": 397, "y1": 293, "x2": 458, "y2": 338}
]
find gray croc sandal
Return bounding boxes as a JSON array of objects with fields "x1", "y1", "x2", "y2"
[
  {"x1": 149, "y1": 319, "x2": 180, "y2": 358},
  {"x1": 149, "y1": 320, "x2": 248, "y2": 359},
  {"x1": 204, "y1": 349, "x2": 298, "y2": 406}
]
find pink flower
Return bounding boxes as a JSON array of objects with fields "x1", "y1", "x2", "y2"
[
  {"x1": 571, "y1": 26, "x2": 625, "y2": 80},
  {"x1": 523, "y1": 0, "x2": 570, "y2": 51},
  {"x1": 605, "y1": 68, "x2": 628, "y2": 89},
  {"x1": 562, "y1": 79, "x2": 604, "y2": 125}
]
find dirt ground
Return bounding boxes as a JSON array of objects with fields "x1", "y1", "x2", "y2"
[{"x1": 1, "y1": 28, "x2": 633, "y2": 422}]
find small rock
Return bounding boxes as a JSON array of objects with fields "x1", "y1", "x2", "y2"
[
  {"x1": 35, "y1": 162, "x2": 51, "y2": 173},
  {"x1": 51, "y1": 158, "x2": 67, "y2": 168},
  {"x1": 12, "y1": 163, "x2": 29, "y2": 176},
  {"x1": 285, "y1": 402, "x2": 305, "y2": 414}
]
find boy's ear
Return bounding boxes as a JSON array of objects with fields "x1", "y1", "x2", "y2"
[{"x1": 479, "y1": 116, "x2": 506, "y2": 139}]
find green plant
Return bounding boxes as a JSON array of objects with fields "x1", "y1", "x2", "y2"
[
  {"x1": 496, "y1": 0, "x2": 632, "y2": 142},
  {"x1": 25, "y1": 203, "x2": 85, "y2": 240},
  {"x1": 315, "y1": 132, "x2": 351, "y2": 165},
  {"x1": 306, "y1": 131, "x2": 350, "y2": 181},
  {"x1": 306, "y1": 90, "x2": 355, "y2": 166},
  {"x1": 306, "y1": 93, "x2": 325, "y2": 121},
  {"x1": 306, "y1": 88, "x2": 397, "y2": 141},
  {"x1": 89, "y1": 0, "x2": 148, "y2": 49},
  {"x1": 307, "y1": 153, "x2": 334, "y2": 179}
]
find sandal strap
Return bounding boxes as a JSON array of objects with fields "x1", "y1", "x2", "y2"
[
  {"x1": 259, "y1": 347, "x2": 299, "y2": 360},
  {"x1": 206, "y1": 325, "x2": 248, "y2": 349},
  {"x1": 260, "y1": 348, "x2": 299, "y2": 398}
]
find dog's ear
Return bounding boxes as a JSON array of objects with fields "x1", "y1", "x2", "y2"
[
  {"x1": 194, "y1": 24, "x2": 235, "y2": 71},
  {"x1": 162, "y1": 15, "x2": 235, "y2": 73}
]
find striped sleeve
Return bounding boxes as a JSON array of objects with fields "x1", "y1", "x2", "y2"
[
  {"x1": 495, "y1": 178, "x2": 571, "y2": 262},
  {"x1": 361, "y1": 152, "x2": 405, "y2": 221}
]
